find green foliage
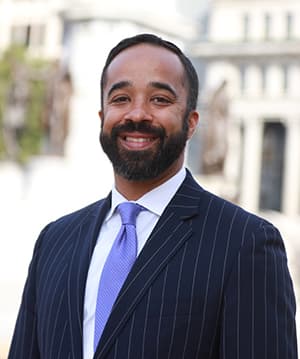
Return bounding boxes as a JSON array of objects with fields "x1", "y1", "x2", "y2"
[
  {"x1": 0, "y1": 49, "x2": 12, "y2": 160},
  {"x1": 0, "y1": 46, "x2": 49, "y2": 164}
]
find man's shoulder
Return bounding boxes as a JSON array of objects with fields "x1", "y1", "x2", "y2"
[
  {"x1": 44, "y1": 196, "x2": 110, "y2": 234},
  {"x1": 185, "y1": 172, "x2": 274, "y2": 231},
  {"x1": 205, "y1": 190, "x2": 279, "y2": 241}
]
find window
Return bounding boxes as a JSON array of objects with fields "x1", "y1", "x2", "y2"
[
  {"x1": 264, "y1": 13, "x2": 271, "y2": 40},
  {"x1": 282, "y1": 64, "x2": 289, "y2": 93},
  {"x1": 286, "y1": 12, "x2": 293, "y2": 40},
  {"x1": 242, "y1": 13, "x2": 250, "y2": 41},
  {"x1": 200, "y1": 13, "x2": 210, "y2": 39},
  {"x1": 259, "y1": 122, "x2": 286, "y2": 212},
  {"x1": 261, "y1": 65, "x2": 267, "y2": 92},
  {"x1": 10, "y1": 24, "x2": 45, "y2": 48},
  {"x1": 240, "y1": 64, "x2": 247, "y2": 94},
  {"x1": 11, "y1": 25, "x2": 31, "y2": 47},
  {"x1": 30, "y1": 24, "x2": 45, "y2": 47}
]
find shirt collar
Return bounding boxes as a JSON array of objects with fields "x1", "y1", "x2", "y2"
[{"x1": 106, "y1": 167, "x2": 186, "y2": 221}]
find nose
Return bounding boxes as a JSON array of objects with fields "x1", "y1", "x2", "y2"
[{"x1": 124, "y1": 102, "x2": 152, "y2": 122}]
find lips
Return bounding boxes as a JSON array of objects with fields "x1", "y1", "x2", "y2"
[
  {"x1": 109, "y1": 122, "x2": 165, "y2": 151},
  {"x1": 120, "y1": 133, "x2": 158, "y2": 150},
  {"x1": 125, "y1": 136, "x2": 152, "y2": 142}
]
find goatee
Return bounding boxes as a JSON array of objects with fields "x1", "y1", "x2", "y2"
[{"x1": 100, "y1": 120, "x2": 188, "y2": 181}]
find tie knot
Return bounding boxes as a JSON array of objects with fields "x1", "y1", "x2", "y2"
[{"x1": 118, "y1": 202, "x2": 143, "y2": 226}]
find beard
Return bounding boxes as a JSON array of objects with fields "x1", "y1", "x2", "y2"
[{"x1": 100, "y1": 118, "x2": 189, "y2": 181}]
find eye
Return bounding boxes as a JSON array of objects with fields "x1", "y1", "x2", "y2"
[
  {"x1": 110, "y1": 95, "x2": 130, "y2": 104},
  {"x1": 151, "y1": 96, "x2": 172, "y2": 105}
]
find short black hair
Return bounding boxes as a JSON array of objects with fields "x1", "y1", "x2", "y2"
[{"x1": 100, "y1": 33, "x2": 199, "y2": 114}]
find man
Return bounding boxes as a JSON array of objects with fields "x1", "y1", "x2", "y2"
[{"x1": 8, "y1": 33, "x2": 297, "y2": 359}]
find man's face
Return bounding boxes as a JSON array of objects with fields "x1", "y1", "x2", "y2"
[{"x1": 99, "y1": 44, "x2": 198, "y2": 181}]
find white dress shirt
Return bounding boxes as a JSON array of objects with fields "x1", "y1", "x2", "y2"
[{"x1": 83, "y1": 167, "x2": 186, "y2": 359}]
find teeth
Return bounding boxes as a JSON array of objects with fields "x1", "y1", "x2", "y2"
[{"x1": 125, "y1": 137, "x2": 152, "y2": 143}]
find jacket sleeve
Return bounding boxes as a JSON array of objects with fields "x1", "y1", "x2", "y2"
[
  {"x1": 8, "y1": 225, "x2": 50, "y2": 359},
  {"x1": 221, "y1": 223, "x2": 298, "y2": 359}
]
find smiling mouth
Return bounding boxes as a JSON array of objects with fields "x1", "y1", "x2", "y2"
[
  {"x1": 124, "y1": 136, "x2": 153, "y2": 143},
  {"x1": 119, "y1": 133, "x2": 158, "y2": 150}
]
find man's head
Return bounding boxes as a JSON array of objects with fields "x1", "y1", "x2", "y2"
[
  {"x1": 99, "y1": 33, "x2": 199, "y2": 183},
  {"x1": 100, "y1": 33, "x2": 199, "y2": 115}
]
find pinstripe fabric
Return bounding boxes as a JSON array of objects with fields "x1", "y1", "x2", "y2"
[{"x1": 8, "y1": 171, "x2": 297, "y2": 359}]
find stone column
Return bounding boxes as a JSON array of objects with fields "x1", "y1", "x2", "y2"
[
  {"x1": 282, "y1": 117, "x2": 300, "y2": 216},
  {"x1": 239, "y1": 117, "x2": 263, "y2": 212}
]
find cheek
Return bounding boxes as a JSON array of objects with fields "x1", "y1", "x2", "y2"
[
  {"x1": 101, "y1": 109, "x2": 120, "y2": 131},
  {"x1": 160, "y1": 108, "x2": 185, "y2": 132}
]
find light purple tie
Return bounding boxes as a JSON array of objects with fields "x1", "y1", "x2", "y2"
[{"x1": 93, "y1": 202, "x2": 142, "y2": 351}]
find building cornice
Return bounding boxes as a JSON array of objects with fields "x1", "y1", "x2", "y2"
[
  {"x1": 190, "y1": 40, "x2": 300, "y2": 60},
  {"x1": 60, "y1": 4, "x2": 197, "y2": 41}
]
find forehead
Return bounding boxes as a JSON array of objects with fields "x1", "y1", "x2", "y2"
[{"x1": 103, "y1": 43, "x2": 186, "y2": 88}]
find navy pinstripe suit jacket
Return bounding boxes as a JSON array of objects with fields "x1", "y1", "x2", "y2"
[{"x1": 8, "y1": 171, "x2": 297, "y2": 359}]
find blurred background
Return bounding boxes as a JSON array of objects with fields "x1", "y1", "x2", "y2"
[{"x1": 0, "y1": 0, "x2": 299, "y2": 357}]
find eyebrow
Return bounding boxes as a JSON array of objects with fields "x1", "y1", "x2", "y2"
[
  {"x1": 106, "y1": 80, "x2": 178, "y2": 99},
  {"x1": 107, "y1": 81, "x2": 132, "y2": 98},
  {"x1": 149, "y1": 81, "x2": 178, "y2": 98}
]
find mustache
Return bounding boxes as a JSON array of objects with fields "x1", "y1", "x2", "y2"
[{"x1": 111, "y1": 121, "x2": 166, "y2": 139}]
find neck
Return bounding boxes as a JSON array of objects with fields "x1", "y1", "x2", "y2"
[{"x1": 114, "y1": 161, "x2": 183, "y2": 201}]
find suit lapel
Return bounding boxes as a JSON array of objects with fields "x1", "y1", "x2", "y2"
[
  {"x1": 66, "y1": 195, "x2": 111, "y2": 358},
  {"x1": 95, "y1": 172, "x2": 204, "y2": 358}
]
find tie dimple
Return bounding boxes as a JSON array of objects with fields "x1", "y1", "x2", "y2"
[{"x1": 118, "y1": 202, "x2": 142, "y2": 225}]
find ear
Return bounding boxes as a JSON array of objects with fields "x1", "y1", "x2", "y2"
[
  {"x1": 98, "y1": 110, "x2": 103, "y2": 122},
  {"x1": 187, "y1": 110, "x2": 199, "y2": 139}
]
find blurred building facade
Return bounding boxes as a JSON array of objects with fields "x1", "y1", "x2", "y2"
[
  {"x1": 0, "y1": 0, "x2": 62, "y2": 58},
  {"x1": 189, "y1": 0, "x2": 300, "y2": 218},
  {"x1": 188, "y1": 4, "x2": 300, "y2": 345}
]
